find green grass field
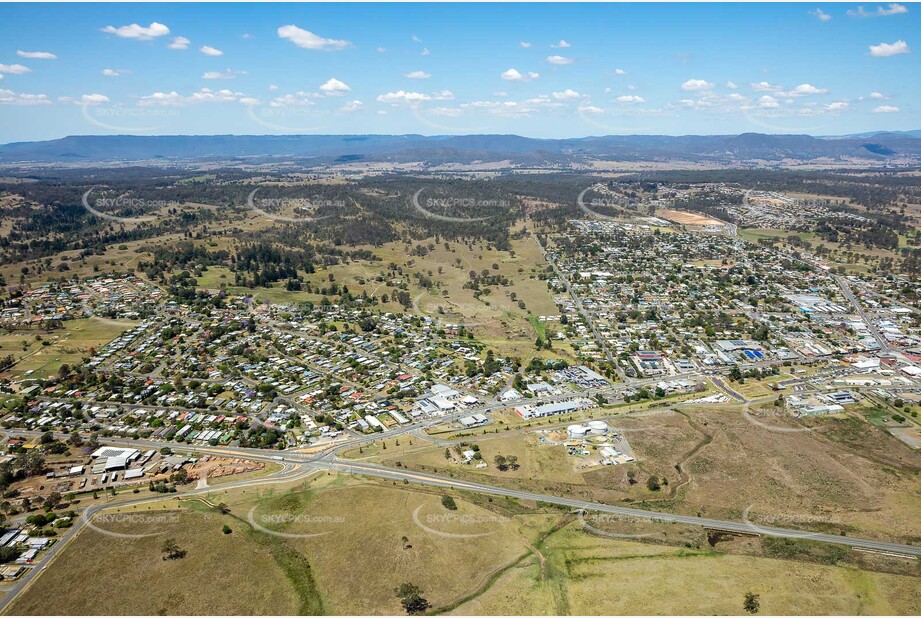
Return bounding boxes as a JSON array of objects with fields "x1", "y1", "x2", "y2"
[{"x1": 2, "y1": 317, "x2": 136, "y2": 380}]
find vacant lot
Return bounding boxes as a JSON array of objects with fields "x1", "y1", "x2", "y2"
[
  {"x1": 658, "y1": 209, "x2": 724, "y2": 226},
  {"x1": 8, "y1": 476, "x2": 563, "y2": 616},
  {"x1": 377, "y1": 405, "x2": 921, "y2": 544},
  {"x1": 8, "y1": 509, "x2": 303, "y2": 615},
  {"x1": 449, "y1": 523, "x2": 921, "y2": 615},
  {"x1": 3, "y1": 317, "x2": 136, "y2": 380}
]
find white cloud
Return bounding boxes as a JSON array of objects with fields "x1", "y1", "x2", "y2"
[
  {"x1": 203, "y1": 69, "x2": 244, "y2": 80},
  {"x1": 102, "y1": 69, "x2": 120, "y2": 77},
  {"x1": 377, "y1": 47, "x2": 387, "y2": 53},
  {"x1": 0, "y1": 64, "x2": 30, "y2": 75},
  {"x1": 241, "y1": 33, "x2": 254, "y2": 40},
  {"x1": 376, "y1": 89, "x2": 453, "y2": 105},
  {"x1": 578, "y1": 105, "x2": 604, "y2": 114},
  {"x1": 603, "y1": 87, "x2": 612, "y2": 94},
  {"x1": 376, "y1": 90, "x2": 432, "y2": 105},
  {"x1": 869, "y1": 40, "x2": 910, "y2": 57},
  {"x1": 420, "y1": 48, "x2": 430, "y2": 56},
  {"x1": 412, "y1": 35, "x2": 422, "y2": 43},
  {"x1": 824, "y1": 101, "x2": 849, "y2": 111},
  {"x1": 552, "y1": 88, "x2": 581, "y2": 100},
  {"x1": 200, "y1": 45, "x2": 223, "y2": 56},
  {"x1": 681, "y1": 78, "x2": 714, "y2": 91},
  {"x1": 168, "y1": 36, "x2": 190, "y2": 50},
  {"x1": 138, "y1": 87, "x2": 250, "y2": 106},
  {"x1": 849, "y1": 3, "x2": 908, "y2": 18},
  {"x1": 404, "y1": 71, "x2": 431, "y2": 79},
  {"x1": 810, "y1": 8, "x2": 833, "y2": 21},
  {"x1": 758, "y1": 95, "x2": 780, "y2": 109},
  {"x1": 614, "y1": 68, "x2": 626, "y2": 75},
  {"x1": 428, "y1": 107, "x2": 464, "y2": 117},
  {"x1": 339, "y1": 100, "x2": 363, "y2": 113},
  {"x1": 519, "y1": 41, "x2": 531, "y2": 48},
  {"x1": 551, "y1": 40, "x2": 571, "y2": 48},
  {"x1": 790, "y1": 83, "x2": 828, "y2": 95},
  {"x1": 16, "y1": 50, "x2": 56, "y2": 60},
  {"x1": 873, "y1": 104, "x2": 900, "y2": 112},
  {"x1": 239, "y1": 97, "x2": 259, "y2": 105},
  {"x1": 726, "y1": 80, "x2": 738, "y2": 89},
  {"x1": 102, "y1": 22, "x2": 170, "y2": 40},
  {"x1": 493, "y1": 91, "x2": 508, "y2": 97},
  {"x1": 0, "y1": 89, "x2": 51, "y2": 105},
  {"x1": 615, "y1": 95, "x2": 646, "y2": 104},
  {"x1": 60, "y1": 93, "x2": 109, "y2": 106},
  {"x1": 750, "y1": 81, "x2": 783, "y2": 92},
  {"x1": 546, "y1": 55, "x2": 574, "y2": 65},
  {"x1": 277, "y1": 24, "x2": 351, "y2": 51},
  {"x1": 269, "y1": 92, "x2": 317, "y2": 107},
  {"x1": 869, "y1": 91, "x2": 888, "y2": 99},
  {"x1": 501, "y1": 68, "x2": 539, "y2": 81},
  {"x1": 319, "y1": 78, "x2": 351, "y2": 95},
  {"x1": 268, "y1": 84, "x2": 279, "y2": 91}
]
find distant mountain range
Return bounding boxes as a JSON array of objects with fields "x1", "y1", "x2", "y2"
[{"x1": 1, "y1": 132, "x2": 920, "y2": 166}]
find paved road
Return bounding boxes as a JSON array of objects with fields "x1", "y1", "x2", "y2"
[
  {"x1": 835, "y1": 274, "x2": 889, "y2": 353},
  {"x1": 4, "y1": 389, "x2": 919, "y2": 611},
  {"x1": 326, "y1": 459, "x2": 921, "y2": 556},
  {"x1": 0, "y1": 454, "x2": 315, "y2": 611}
]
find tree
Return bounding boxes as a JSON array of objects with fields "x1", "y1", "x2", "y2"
[
  {"x1": 441, "y1": 495, "x2": 457, "y2": 510},
  {"x1": 160, "y1": 538, "x2": 186, "y2": 560},
  {"x1": 394, "y1": 583, "x2": 430, "y2": 615},
  {"x1": 744, "y1": 592, "x2": 760, "y2": 614},
  {"x1": 646, "y1": 476, "x2": 661, "y2": 491},
  {"x1": 222, "y1": 525, "x2": 232, "y2": 535}
]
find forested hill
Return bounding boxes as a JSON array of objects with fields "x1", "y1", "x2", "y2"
[{"x1": 1, "y1": 132, "x2": 920, "y2": 164}]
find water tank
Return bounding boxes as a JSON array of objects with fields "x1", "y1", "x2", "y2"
[
  {"x1": 588, "y1": 420, "x2": 609, "y2": 434},
  {"x1": 567, "y1": 424, "x2": 589, "y2": 437}
]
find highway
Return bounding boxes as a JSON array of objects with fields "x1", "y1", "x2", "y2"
[
  {"x1": 834, "y1": 274, "x2": 890, "y2": 353},
  {"x1": 5, "y1": 425, "x2": 918, "y2": 565},
  {"x1": 323, "y1": 459, "x2": 921, "y2": 556}
]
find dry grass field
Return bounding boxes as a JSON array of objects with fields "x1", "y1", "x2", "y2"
[
  {"x1": 8, "y1": 476, "x2": 561, "y2": 616},
  {"x1": 448, "y1": 523, "x2": 921, "y2": 615},
  {"x1": 367, "y1": 405, "x2": 921, "y2": 545},
  {"x1": 8, "y1": 509, "x2": 304, "y2": 615},
  {"x1": 658, "y1": 208, "x2": 725, "y2": 226},
  {"x1": 8, "y1": 473, "x2": 920, "y2": 616}
]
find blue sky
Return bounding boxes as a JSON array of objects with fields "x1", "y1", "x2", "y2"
[{"x1": 0, "y1": 2, "x2": 917, "y2": 141}]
